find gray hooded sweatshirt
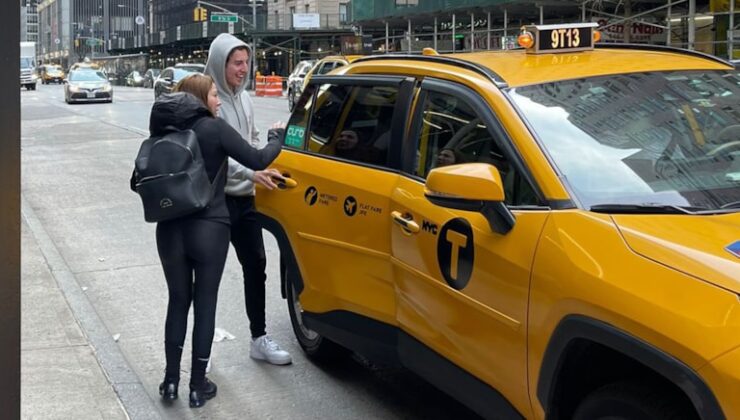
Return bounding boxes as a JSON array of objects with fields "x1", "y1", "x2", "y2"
[{"x1": 205, "y1": 33, "x2": 260, "y2": 197}]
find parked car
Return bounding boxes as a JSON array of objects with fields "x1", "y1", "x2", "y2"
[
  {"x1": 286, "y1": 60, "x2": 315, "y2": 111},
  {"x1": 302, "y1": 55, "x2": 361, "y2": 86},
  {"x1": 125, "y1": 70, "x2": 145, "y2": 87},
  {"x1": 174, "y1": 62, "x2": 205, "y2": 73},
  {"x1": 142, "y1": 68, "x2": 160, "y2": 88},
  {"x1": 40, "y1": 64, "x2": 65, "y2": 84},
  {"x1": 257, "y1": 23, "x2": 740, "y2": 420},
  {"x1": 153, "y1": 66, "x2": 203, "y2": 98},
  {"x1": 64, "y1": 69, "x2": 112, "y2": 104}
]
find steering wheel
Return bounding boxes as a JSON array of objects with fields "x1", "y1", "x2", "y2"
[{"x1": 707, "y1": 140, "x2": 740, "y2": 158}]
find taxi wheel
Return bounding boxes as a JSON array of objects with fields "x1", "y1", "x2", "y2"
[
  {"x1": 573, "y1": 381, "x2": 694, "y2": 420},
  {"x1": 286, "y1": 278, "x2": 347, "y2": 362}
]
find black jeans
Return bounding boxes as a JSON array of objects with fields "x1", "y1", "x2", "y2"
[
  {"x1": 156, "y1": 218, "x2": 230, "y2": 384},
  {"x1": 226, "y1": 195, "x2": 267, "y2": 338}
]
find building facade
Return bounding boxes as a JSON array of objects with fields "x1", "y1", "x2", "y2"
[
  {"x1": 21, "y1": 1, "x2": 40, "y2": 44},
  {"x1": 267, "y1": 0, "x2": 350, "y2": 30},
  {"x1": 37, "y1": 0, "x2": 147, "y2": 66}
]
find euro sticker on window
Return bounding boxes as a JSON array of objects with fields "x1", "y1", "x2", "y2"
[{"x1": 285, "y1": 125, "x2": 305, "y2": 148}]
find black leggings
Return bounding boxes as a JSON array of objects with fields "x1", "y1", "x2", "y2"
[
  {"x1": 226, "y1": 195, "x2": 267, "y2": 338},
  {"x1": 156, "y1": 218, "x2": 230, "y2": 384}
]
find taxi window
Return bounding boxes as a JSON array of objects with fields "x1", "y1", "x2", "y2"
[
  {"x1": 414, "y1": 90, "x2": 537, "y2": 206},
  {"x1": 308, "y1": 83, "x2": 397, "y2": 167},
  {"x1": 284, "y1": 84, "x2": 316, "y2": 149}
]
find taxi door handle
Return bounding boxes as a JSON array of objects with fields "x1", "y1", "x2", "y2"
[
  {"x1": 391, "y1": 211, "x2": 420, "y2": 234},
  {"x1": 272, "y1": 174, "x2": 298, "y2": 190}
]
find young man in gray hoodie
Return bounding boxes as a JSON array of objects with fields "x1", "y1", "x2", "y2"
[{"x1": 205, "y1": 33, "x2": 291, "y2": 365}]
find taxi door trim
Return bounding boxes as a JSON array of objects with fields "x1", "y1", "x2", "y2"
[{"x1": 401, "y1": 77, "x2": 572, "y2": 210}]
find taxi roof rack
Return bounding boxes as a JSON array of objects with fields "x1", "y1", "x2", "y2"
[
  {"x1": 595, "y1": 43, "x2": 733, "y2": 67},
  {"x1": 353, "y1": 54, "x2": 509, "y2": 89}
]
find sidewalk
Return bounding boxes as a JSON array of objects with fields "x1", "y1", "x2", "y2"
[{"x1": 21, "y1": 216, "x2": 133, "y2": 419}]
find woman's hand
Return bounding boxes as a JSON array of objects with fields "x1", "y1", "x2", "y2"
[{"x1": 254, "y1": 168, "x2": 286, "y2": 190}]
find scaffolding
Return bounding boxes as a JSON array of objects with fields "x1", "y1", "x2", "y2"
[{"x1": 351, "y1": 0, "x2": 739, "y2": 60}]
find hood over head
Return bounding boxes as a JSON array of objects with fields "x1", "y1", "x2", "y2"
[
  {"x1": 148, "y1": 92, "x2": 211, "y2": 137},
  {"x1": 205, "y1": 33, "x2": 251, "y2": 97}
]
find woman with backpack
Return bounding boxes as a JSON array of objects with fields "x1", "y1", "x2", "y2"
[{"x1": 143, "y1": 73, "x2": 284, "y2": 408}]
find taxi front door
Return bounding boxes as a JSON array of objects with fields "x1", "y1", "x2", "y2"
[{"x1": 389, "y1": 79, "x2": 548, "y2": 416}]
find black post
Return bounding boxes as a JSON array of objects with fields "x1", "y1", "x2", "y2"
[{"x1": 0, "y1": 0, "x2": 21, "y2": 418}]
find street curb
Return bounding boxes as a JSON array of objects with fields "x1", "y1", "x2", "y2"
[{"x1": 21, "y1": 196, "x2": 162, "y2": 420}]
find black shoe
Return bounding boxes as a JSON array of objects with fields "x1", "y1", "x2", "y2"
[
  {"x1": 159, "y1": 377, "x2": 179, "y2": 401},
  {"x1": 189, "y1": 377, "x2": 218, "y2": 408}
]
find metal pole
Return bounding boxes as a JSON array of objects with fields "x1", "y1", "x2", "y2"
[
  {"x1": 730, "y1": 0, "x2": 735, "y2": 59},
  {"x1": 408, "y1": 19, "x2": 412, "y2": 52},
  {"x1": 470, "y1": 12, "x2": 474, "y2": 52},
  {"x1": 540, "y1": 5, "x2": 544, "y2": 25},
  {"x1": 487, "y1": 11, "x2": 491, "y2": 50},
  {"x1": 252, "y1": 0, "x2": 257, "y2": 90},
  {"x1": 624, "y1": 0, "x2": 631, "y2": 43},
  {"x1": 385, "y1": 21, "x2": 389, "y2": 53},
  {"x1": 582, "y1": 1, "x2": 586, "y2": 21},
  {"x1": 688, "y1": 0, "x2": 695, "y2": 50},
  {"x1": 452, "y1": 14, "x2": 456, "y2": 53},
  {"x1": 667, "y1": 1, "x2": 672, "y2": 46},
  {"x1": 434, "y1": 17, "x2": 437, "y2": 50},
  {"x1": 504, "y1": 8, "x2": 508, "y2": 38},
  {"x1": 103, "y1": 0, "x2": 109, "y2": 55}
]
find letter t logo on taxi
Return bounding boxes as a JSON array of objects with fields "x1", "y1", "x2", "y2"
[{"x1": 445, "y1": 230, "x2": 467, "y2": 280}]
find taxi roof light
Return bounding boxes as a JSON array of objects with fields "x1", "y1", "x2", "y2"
[{"x1": 518, "y1": 31, "x2": 535, "y2": 49}]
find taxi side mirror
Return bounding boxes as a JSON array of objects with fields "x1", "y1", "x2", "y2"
[{"x1": 424, "y1": 163, "x2": 515, "y2": 234}]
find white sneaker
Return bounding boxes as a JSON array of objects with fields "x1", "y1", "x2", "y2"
[{"x1": 250, "y1": 335, "x2": 292, "y2": 365}]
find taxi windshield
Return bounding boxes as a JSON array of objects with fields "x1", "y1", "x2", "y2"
[
  {"x1": 69, "y1": 70, "x2": 107, "y2": 82},
  {"x1": 509, "y1": 70, "x2": 740, "y2": 212}
]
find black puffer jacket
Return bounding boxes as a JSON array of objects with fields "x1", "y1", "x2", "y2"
[{"x1": 146, "y1": 92, "x2": 282, "y2": 222}]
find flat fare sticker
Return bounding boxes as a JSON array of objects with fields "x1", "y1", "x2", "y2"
[
  {"x1": 284, "y1": 125, "x2": 305, "y2": 148},
  {"x1": 726, "y1": 240, "x2": 740, "y2": 259}
]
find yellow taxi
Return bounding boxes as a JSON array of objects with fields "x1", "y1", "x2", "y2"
[
  {"x1": 257, "y1": 23, "x2": 740, "y2": 419},
  {"x1": 40, "y1": 64, "x2": 65, "y2": 84}
]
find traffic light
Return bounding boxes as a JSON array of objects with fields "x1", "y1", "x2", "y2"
[{"x1": 193, "y1": 7, "x2": 207, "y2": 22}]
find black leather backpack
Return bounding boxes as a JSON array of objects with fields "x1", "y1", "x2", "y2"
[{"x1": 130, "y1": 126, "x2": 225, "y2": 223}]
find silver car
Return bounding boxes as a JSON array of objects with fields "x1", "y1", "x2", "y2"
[
  {"x1": 287, "y1": 60, "x2": 315, "y2": 111},
  {"x1": 64, "y1": 70, "x2": 113, "y2": 104}
]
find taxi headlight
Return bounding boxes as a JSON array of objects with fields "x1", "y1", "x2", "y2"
[
  {"x1": 101, "y1": 84, "x2": 112, "y2": 92},
  {"x1": 68, "y1": 85, "x2": 80, "y2": 92}
]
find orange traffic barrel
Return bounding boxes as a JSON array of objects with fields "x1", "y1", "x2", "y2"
[
  {"x1": 255, "y1": 75, "x2": 266, "y2": 97},
  {"x1": 265, "y1": 75, "x2": 283, "y2": 97}
]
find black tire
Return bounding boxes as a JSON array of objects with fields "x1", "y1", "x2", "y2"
[
  {"x1": 287, "y1": 88, "x2": 295, "y2": 112},
  {"x1": 286, "y1": 265, "x2": 348, "y2": 362},
  {"x1": 573, "y1": 381, "x2": 696, "y2": 420}
]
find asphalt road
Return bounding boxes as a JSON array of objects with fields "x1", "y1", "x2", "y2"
[{"x1": 21, "y1": 83, "x2": 483, "y2": 420}]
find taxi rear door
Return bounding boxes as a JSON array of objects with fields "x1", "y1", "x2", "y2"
[
  {"x1": 259, "y1": 75, "x2": 415, "y2": 335},
  {"x1": 389, "y1": 78, "x2": 550, "y2": 417}
]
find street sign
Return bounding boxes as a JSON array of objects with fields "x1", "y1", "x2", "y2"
[
  {"x1": 54, "y1": 38, "x2": 60, "y2": 45},
  {"x1": 85, "y1": 38, "x2": 100, "y2": 46},
  {"x1": 135, "y1": 15, "x2": 145, "y2": 25},
  {"x1": 210, "y1": 12, "x2": 238, "y2": 23}
]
